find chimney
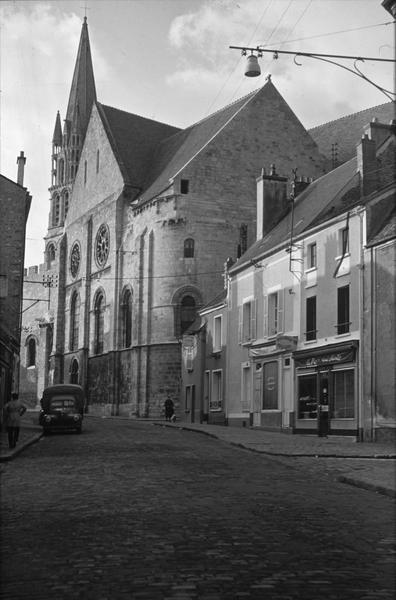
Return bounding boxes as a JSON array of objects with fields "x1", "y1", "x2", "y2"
[
  {"x1": 356, "y1": 134, "x2": 377, "y2": 196},
  {"x1": 364, "y1": 118, "x2": 396, "y2": 149},
  {"x1": 256, "y1": 165, "x2": 289, "y2": 240},
  {"x1": 17, "y1": 151, "x2": 26, "y2": 186}
]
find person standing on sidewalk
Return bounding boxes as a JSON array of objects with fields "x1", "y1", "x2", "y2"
[
  {"x1": 4, "y1": 393, "x2": 26, "y2": 449},
  {"x1": 164, "y1": 395, "x2": 175, "y2": 422}
]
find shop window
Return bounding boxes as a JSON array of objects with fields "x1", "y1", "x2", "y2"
[
  {"x1": 184, "y1": 238, "x2": 194, "y2": 258},
  {"x1": 94, "y1": 292, "x2": 105, "y2": 354},
  {"x1": 211, "y1": 370, "x2": 222, "y2": 411},
  {"x1": 180, "y1": 295, "x2": 196, "y2": 334},
  {"x1": 262, "y1": 361, "x2": 278, "y2": 410},
  {"x1": 27, "y1": 338, "x2": 36, "y2": 367},
  {"x1": 337, "y1": 285, "x2": 350, "y2": 334},
  {"x1": 121, "y1": 289, "x2": 132, "y2": 348},
  {"x1": 332, "y1": 370, "x2": 354, "y2": 418},
  {"x1": 298, "y1": 374, "x2": 317, "y2": 419},
  {"x1": 70, "y1": 292, "x2": 80, "y2": 351},
  {"x1": 306, "y1": 296, "x2": 317, "y2": 341},
  {"x1": 239, "y1": 300, "x2": 256, "y2": 343},
  {"x1": 307, "y1": 242, "x2": 317, "y2": 269},
  {"x1": 213, "y1": 315, "x2": 222, "y2": 352}
]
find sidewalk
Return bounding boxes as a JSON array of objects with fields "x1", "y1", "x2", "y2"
[
  {"x1": 153, "y1": 420, "x2": 396, "y2": 498},
  {"x1": 0, "y1": 410, "x2": 42, "y2": 462}
]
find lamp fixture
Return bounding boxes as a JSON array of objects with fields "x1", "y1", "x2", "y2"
[{"x1": 230, "y1": 45, "x2": 396, "y2": 101}]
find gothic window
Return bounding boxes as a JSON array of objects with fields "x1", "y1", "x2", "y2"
[
  {"x1": 58, "y1": 159, "x2": 65, "y2": 184},
  {"x1": 121, "y1": 288, "x2": 133, "y2": 348},
  {"x1": 71, "y1": 165, "x2": 75, "y2": 180},
  {"x1": 70, "y1": 242, "x2": 81, "y2": 278},
  {"x1": 27, "y1": 337, "x2": 36, "y2": 367},
  {"x1": 64, "y1": 191, "x2": 69, "y2": 219},
  {"x1": 52, "y1": 195, "x2": 60, "y2": 226},
  {"x1": 184, "y1": 238, "x2": 194, "y2": 258},
  {"x1": 47, "y1": 243, "x2": 56, "y2": 268},
  {"x1": 95, "y1": 224, "x2": 110, "y2": 268},
  {"x1": 70, "y1": 292, "x2": 80, "y2": 351},
  {"x1": 180, "y1": 295, "x2": 196, "y2": 334},
  {"x1": 237, "y1": 224, "x2": 248, "y2": 258},
  {"x1": 94, "y1": 292, "x2": 105, "y2": 354}
]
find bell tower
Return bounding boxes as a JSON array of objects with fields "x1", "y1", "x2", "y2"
[{"x1": 46, "y1": 17, "x2": 96, "y2": 253}]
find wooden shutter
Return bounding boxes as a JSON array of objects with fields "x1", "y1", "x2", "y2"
[
  {"x1": 263, "y1": 295, "x2": 268, "y2": 337},
  {"x1": 278, "y1": 290, "x2": 284, "y2": 334}
]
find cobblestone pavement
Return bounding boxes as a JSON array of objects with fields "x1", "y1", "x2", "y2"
[{"x1": 1, "y1": 418, "x2": 395, "y2": 600}]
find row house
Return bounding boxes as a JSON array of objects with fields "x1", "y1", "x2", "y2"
[{"x1": 181, "y1": 118, "x2": 395, "y2": 441}]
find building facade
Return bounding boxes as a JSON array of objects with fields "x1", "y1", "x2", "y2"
[{"x1": 0, "y1": 154, "x2": 31, "y2": 413}]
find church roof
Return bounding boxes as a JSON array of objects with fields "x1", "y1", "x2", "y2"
[
  {"x1": 309, "y1": 102, "x2": 395, "y2": 164},
  {"x1": 97, "y1": 103, "x2": 181, "y2": 191},
  {"x1": 65, "y1": 17, "x2": 97, "y2": 138}
]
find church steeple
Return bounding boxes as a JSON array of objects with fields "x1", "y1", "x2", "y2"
[
  {"x1": 48, "y1": 17, "x2": 97, "y2": 231},
  {"x1": 65, "y1": 16, "x2": 97, "y2": 142}
]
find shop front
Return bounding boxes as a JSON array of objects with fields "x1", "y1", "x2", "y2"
[{"x1": 293, "y1": 341, "x2": 359, "y2": 436}]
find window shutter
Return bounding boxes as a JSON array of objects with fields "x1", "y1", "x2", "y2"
[
  {"x1": 263, "y1": 295, "x2": 268, "y2": 337},
  {"x1": 251, "y1": 299, "x2": 257, "y2": 341},
  {"x1": 278, "y1": 290, "x2": 284, "y2": 334},
  {"x1": 238, "y1": 306, "x2": 243, "y2": 344}
]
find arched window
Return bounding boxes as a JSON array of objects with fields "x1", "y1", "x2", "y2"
[
  {"x1": 184, "y1": 238, "x2": 194, "y2": 258},
  {"x1": 58, "y1": 159, "x2": 64, "y2": 184},
  {"x1": 70, "y1": 292, "x2": 80, "y2": 351},
  {"x1": 64, "y1": 191, "x2": 69, "y2": 219},
  {"x1": 180, "y1": 295, "x2": 196, "y2": 334},
  {"x1": 52, "y1": 195, "x2": 60, "y2": 226},
  {"x1": 27, "y1": 337, "x2": 36, "y2": 367},
  {"x1": 121, "y1": 289, "x2": 132, "y2": 348},
  {"x1": 94, "y1": 292, "x2": 105, "y2": 354},
  {"x1": 70, "y1": 358, "x2": 79, "y2": 384},
  {"x1": 47, "y1": 243, "x2": 56, "y2": 268}
]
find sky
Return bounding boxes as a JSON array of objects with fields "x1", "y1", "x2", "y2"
[{"x1": 1, "y1": 0, "x2": 394, "y2": 268}]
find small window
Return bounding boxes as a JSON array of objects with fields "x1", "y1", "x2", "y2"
[
  {"x1": 339, "y1": 227, "x2": 349, "y2": 255},
  {"x1": 84, "y1": 160, "x2": 87, "y2": 185},
  {"x1": 47, "y1": 244, "x2": 56, "y2": 266},
  {"x1": 180, "y1": 179, "x2": 189, "y2": 194},
  {"x1": 96, "y1": 150, "x2": 100, "y2": 174},
  {"x1": 184, "y1": 238, "x2": 194, "y2": 258},
  {"x1": 52, "y1": 195, "x2": 60, "y2": 226},
  {"x1": 27, "y1": 338, "x2": 36, "y2": 367},
  {"x1": 307, "y1": 242, "x2": 317, "y2": 269},
  {"x1": 213, "y1": 315, "x2": 222, "y2": 352},
  {"x1": 337, "y1": 285, "x2": 350, "y2": 334},
  {"x1": 306, "y1": 296, "x2": 317, "y2": 341}
]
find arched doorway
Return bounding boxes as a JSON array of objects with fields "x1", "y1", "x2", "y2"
[{"x1": 70, "y1": 358, "x2": 79, "y2": 384}]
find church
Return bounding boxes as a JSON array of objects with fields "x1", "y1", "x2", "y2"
[{"x1": 19, "y1": 17, "x2": 392, "y2": 418}]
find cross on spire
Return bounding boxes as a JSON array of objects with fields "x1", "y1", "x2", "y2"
[{"x1": 81, "y1": 3, "x2": 90, "y2": 20}]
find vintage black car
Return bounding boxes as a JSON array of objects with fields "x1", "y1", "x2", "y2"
[{"x1": 39, "y1": 384, "x2": 85, "y2": 434}]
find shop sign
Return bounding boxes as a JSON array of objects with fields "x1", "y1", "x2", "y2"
[{"x1": 295, "y1": 348, "x2": 355, "y2": 368}]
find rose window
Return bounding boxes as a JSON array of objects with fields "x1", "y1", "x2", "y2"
[{"x1": 95, "y1": 224, "x2": 110, "y2": 267}]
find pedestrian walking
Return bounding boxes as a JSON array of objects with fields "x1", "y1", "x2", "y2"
[
  {"x1": 4, "y1": 393, "x2": 27, "y2": 449},
  {"x1": 164, "y1": 395, "x2": 175, "y2": 422}
]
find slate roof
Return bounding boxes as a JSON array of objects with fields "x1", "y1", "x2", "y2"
[
  {"x1": 309, "y1": 102, "x2": 395, "y2": 164},
  {"x1": 97, "y1": 103, "x2": 181, "y2": 192},
  {"x1": 199, "y1": 288, "x2": 228, "y2": 314},
  {"x1": 230, "y1": 158, "x2": 360, "y2": 273}
]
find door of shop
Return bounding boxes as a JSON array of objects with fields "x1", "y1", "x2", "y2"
[{"x1": 253, "y1": 365, "x2": 262, "y2": 426}]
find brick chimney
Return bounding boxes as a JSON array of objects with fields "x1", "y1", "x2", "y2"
[
  {"x1": 256, "y1": 165, "x2": 289, "y2": 240},
  {"x1": 356, "y1": 134, "x2": 377, "y2": 197},
  {"x1": 17, "y1": 151, "x2": 26, "y2": 186}
]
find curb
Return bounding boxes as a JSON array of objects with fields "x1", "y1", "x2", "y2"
[
  {"x1": 0, "y1": 432, "x2": 43, "y2": 463},
  {"x1": 337, "y1": 475, "x2": 396, "y2": 499}
]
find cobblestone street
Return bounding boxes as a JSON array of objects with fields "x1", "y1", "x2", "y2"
[{"x1": 1, "y1": 418, "x2": 395, "y2": 600}]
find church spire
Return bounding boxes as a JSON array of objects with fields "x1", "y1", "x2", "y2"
[
  {"x1": 52, "y1": 111, "x2": 62, "y2": 147},
  {"x1": 65, "y1": 16, "x2": 97, "y2": 141}
]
